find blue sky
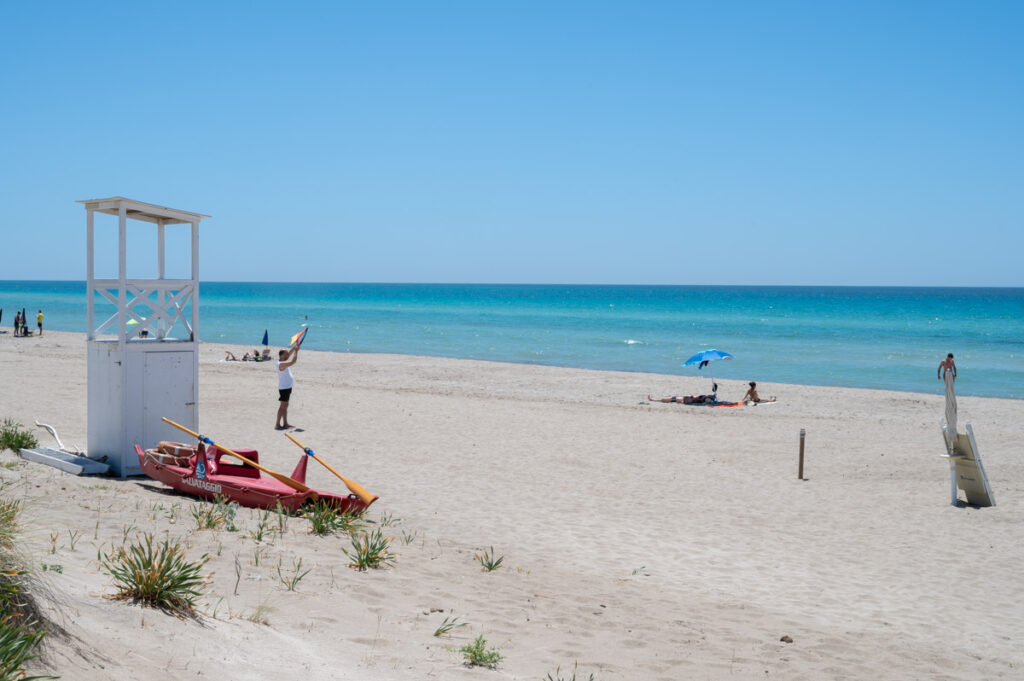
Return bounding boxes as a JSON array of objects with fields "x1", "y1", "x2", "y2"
[{"x1": 1, "y1": 1, "x2": 1021, "y2": 285}]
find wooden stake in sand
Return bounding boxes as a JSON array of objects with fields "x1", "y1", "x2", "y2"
[{"x1": 798, "y1": 428, "x2": 806, "y2": 480}]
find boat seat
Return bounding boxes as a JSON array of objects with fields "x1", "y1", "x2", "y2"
[{"x1": 213, "y1": 448, "x2": 261, "y2": 479}]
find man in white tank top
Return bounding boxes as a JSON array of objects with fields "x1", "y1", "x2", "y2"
[{"x1": 275, "y1": 345, "x2": 299, "y2": 430}]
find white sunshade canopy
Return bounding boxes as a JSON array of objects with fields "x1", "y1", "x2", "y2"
[{"x1": 78, "y1": 196, "x2": 210, "y2": 225}]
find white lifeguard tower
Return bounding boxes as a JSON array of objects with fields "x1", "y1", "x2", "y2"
[{"x1": 81, "y1": 197, "x2": 209, "y2": 477}]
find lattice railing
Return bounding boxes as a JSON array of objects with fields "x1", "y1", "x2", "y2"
[{"x1": 90, "y1": 279, "x2": 195, "y2": 341}]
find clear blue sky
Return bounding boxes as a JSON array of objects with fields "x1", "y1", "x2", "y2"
[{"x1": 1, "y1": 1, "x2": 1021, "y2": 285}]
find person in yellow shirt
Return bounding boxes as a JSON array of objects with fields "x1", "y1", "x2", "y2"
[{"x1": 36, "y1": 310, "x2": 43, "y2": 336}]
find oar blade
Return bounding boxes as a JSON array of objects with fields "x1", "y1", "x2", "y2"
[{"x1": 282, "y1": 433, "x2": 377, "y2": 506}]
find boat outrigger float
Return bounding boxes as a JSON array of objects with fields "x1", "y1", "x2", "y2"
[{"x1": 135, "y1": 417, "x2": 378, "y2": 512}]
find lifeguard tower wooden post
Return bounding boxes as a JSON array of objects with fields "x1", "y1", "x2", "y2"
[{"x1": 81, "y1": 197, "x2": 209, "y2": 477}]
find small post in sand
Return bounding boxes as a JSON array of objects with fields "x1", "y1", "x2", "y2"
[{"x1": 798, "y1": 429, "x2": 806, "y2": 480}]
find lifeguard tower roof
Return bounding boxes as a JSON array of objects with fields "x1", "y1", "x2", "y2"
[{"x1": 78, "y1": 197, "x2": 210, "y2": 225}]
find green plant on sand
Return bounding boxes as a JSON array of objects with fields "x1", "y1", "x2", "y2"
[
  {"x1": 98, "y1": 533, "x2": 210, "y2": 617},
  {"x1": 474, "y1": 546, "x2": 504, "y2": 572},
  {"x1": 301, "y1": 499, "x2": 364, "y2": 536},
  {"x1": 0, "y1": 497, "x2": 57, "y2": 679},
  {"x1": 343, "y1": 527, "x2": 395, "y2": 571},
  {"x1": 276, "y1": 556, "x2": 312, "y2": 591},
  {"x1": 545, "y1": 661, "x2": 597, "y2": 681},
  {"x1": 190, "y1": 497, "x2": 238, "y2": 532},
  {"x1": 432, "y1": 614, "x2": 467, "y2": 637},
  {"x1": 459, "y1": 635, "x2": 503, "y2": 669},
  {"x1": 0, "y1": 420, "x2": 38, "y2": 453}
]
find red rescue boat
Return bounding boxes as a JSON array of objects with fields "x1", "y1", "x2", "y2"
[{"x1": 136, "y1": 441, "x2": 375, "y2": 513}]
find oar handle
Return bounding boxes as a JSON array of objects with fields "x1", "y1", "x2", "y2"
[
  {"x1": 285, "y1": 432, "x2": 312, "y2": 454},
  {"x1": 164, "y1": 417, "x2": 202, "y2": 441}
]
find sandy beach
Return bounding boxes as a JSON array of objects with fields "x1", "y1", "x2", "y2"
[{"x1": 1, "y1": 330, "x2": 1022, "y2": 680}]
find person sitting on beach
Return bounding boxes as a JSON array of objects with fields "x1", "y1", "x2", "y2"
[
  {"x1": 242, "y1": 352, "x2": 252, "y2": 361},
  {"x1": 742, "y1": 381, "x2": 776, "y2": 404},
  {"x1": 648, "y1": 393, "x2": 716, "y2": 404}
]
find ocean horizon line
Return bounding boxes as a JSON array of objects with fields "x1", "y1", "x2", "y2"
[{"x1": 2, "y1": 279, "x2": 1022, "y2": 291}]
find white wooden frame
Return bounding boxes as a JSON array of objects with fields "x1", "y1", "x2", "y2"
[
  {"x1": 80, "y1": 197, "x2": 209, "y2": 476},
  {"x1": 82, "y1": 197, "x2": 207, "y2": 343}
]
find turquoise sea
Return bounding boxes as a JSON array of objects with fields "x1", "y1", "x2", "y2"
[{"x1": 2, "y1": 281, "x2": 1022, "y2": 399}]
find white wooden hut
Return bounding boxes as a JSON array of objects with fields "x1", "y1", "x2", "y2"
[{"x1": 80, "y1": 197, "x2": 209, "y2": 476}]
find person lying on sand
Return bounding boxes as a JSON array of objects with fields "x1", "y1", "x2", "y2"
[
  {"x1": 225, "y1": 351, "x2": 238, "y2": 361},
  {"x1": 742, "y1": 381, "x2": 776, "y2": 404},
  {"x1": 648, "y1": 394, "x2": 716, "y2": 404}
]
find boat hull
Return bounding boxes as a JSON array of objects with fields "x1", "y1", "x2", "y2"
[{"x1": 136, "y1": 445, "x2": 369, "y2": 513}]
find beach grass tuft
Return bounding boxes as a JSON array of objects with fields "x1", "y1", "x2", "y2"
[
  {"x1": 190, "y1": 497, "x2": 238, "y2": 532},
  {"x1": 191, "y1": 503, "x2": 224, "y2": 530},
  {"x1": 0, "y1": 497, "x2": 56, "y2": 680},
  {"x1": 302, "y1": 499, "x2": 365, "y2": 536},
  {"x1": 248, "y1": 508, "x2": 278, "y2": 543},
  {"x1": 99, "y1": 533, "x2": 210, "y2": 617},
  {"x1": 433, "y1": 614, "x2": 467, "y2": 637},
  {"x1": 216, "y1": 498, "x2": 239, "y2": 532},
  {"x1": 0, "y1": 617, "x2": 53, "y2": 681},
  {"x1": 459, "y1": 635, "x2": 503, "y2": 669},
  {"x1": 545, "y1": 662, "x2": 596, "y2": 681},
  {"x1": 343, "y1": 527, "x2": 395, "y2": 571},
  {"x1": 0, "y1": 419, "x2": 37, "y2": 453},
  {"x1": 474, "y1": 546, "x2": 504, "y2": 572},
  {"x1": 276, "y1": 556, "x2": 312, "y2": 591},
  {"x1": 246, "y1": 600, "x2": 274, "y2": 626}
]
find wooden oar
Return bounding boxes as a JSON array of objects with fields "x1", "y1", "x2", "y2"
[
  {"x1": 284, "y1": 433, "x2": 377, "y2": 506},
  {"x1": 162, "y1": 417, "x2": 311, "y2": 494}
]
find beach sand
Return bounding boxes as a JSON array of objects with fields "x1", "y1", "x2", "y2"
[{"x1": 1, "y1": 330, "x2": 1022, "y2": 680}]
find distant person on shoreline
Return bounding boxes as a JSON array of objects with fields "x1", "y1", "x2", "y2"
[
  {"x1": 742, "y1": 381, "x2": 776, "y2": 404},
  {"x1": 275, "y1": 345, "x2": 299, "y2": 430},
  {"x1": 648, "y1": 393, "x2": 716, "y2": 404},
  {"x1": 36, "y1": 310, "x2": 43, "y2": 336},
  {"x1": 938, "y1": 353, "x2": 957, "y2": 381}
]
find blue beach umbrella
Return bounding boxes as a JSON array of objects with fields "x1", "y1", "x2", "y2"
[
  {"x1": 261, "y1": 329, "x2": 269, "y2": 347},
  {"x1": 683, "y1": 349, "x2": 734, "y2": 391}
]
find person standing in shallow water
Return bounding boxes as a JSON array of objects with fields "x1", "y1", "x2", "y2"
[
  {"x1": 938, "y1": 353, "x2": 957, "y2": 381},
  {"x1": 275, "y1": 345, "x2": 299, "y2": 430}
]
